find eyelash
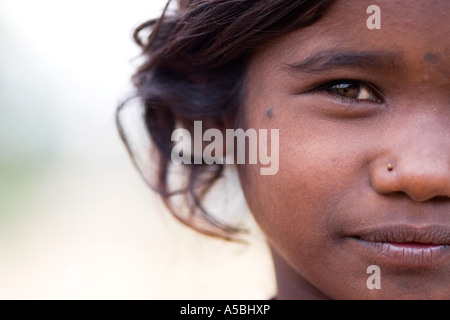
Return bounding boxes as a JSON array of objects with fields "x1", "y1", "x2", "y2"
[{"x1": 312, "y1": 80, "x2": 384, "y2": 104}]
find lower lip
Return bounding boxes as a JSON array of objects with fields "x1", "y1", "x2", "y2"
[{"x1": 349, "y1": 238, "x2": 450, "y2": 268}]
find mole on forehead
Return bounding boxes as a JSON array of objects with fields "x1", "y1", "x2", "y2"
[{"x1": 423, "y1": 53, "x2": 440, "y2": 64}]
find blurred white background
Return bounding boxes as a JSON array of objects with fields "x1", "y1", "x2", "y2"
[{"x1": 0, "y1": 0, "x2": 275, "y2": 299}]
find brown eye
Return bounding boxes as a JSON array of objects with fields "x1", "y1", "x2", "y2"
[
  {"x1": 325, "y1": 81, "x2": 381, "y2": 102},
  {"x1": 329, "y1": 83, "x2": 360, "y2": 98}
]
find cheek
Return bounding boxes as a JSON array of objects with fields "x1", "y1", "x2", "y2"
[
  {"x1": 239, "y1": 64, "x2": 382, "y2": 297},
  {"x1": 236, "y1": 123, "x2": 372, "y2": 297},
  {"x1": 237, "y1": 130, "x2": 344, "y2": 253}
]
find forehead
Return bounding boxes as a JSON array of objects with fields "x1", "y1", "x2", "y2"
[
  {"x1": 245, "y1": 0, "x2": 450, "y2": 91},
  {"x1": 257, "y1": 0, "x2": 450, "y2": 66}
]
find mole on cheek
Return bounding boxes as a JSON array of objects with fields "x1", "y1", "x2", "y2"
[
  {"x1": 423, "y1": 53, "x2": 440, "y2": 64},
  {"x1": 396, "y1": 281, "x2": 410, "y2": 290},
  {"x1": 266, "y1": 108, "x2": 274, "y2": 119}
]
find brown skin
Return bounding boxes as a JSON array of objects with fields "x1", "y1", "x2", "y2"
[{"x1": 238, "y1": 0, "x2": 450, "y2": 299}]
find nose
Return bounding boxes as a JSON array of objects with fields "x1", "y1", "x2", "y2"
[
  {"x1": 371, "y1": 157, "x2": 450, "y2": 202},
  {"x1": 370, "y1": 123, "x2": 450, "y2": 202}
]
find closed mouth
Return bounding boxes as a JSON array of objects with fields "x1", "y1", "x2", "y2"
[{"x1": 347, "y1": 225, "x2": 450, "y2": 268}]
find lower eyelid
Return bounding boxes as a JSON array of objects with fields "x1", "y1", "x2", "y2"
[
  {"x1": 312, "y1": 80, "x2": 384, "y2": 102},
  {"x1": 316, "y1": 89, "x2": 383, "y2": 105}
]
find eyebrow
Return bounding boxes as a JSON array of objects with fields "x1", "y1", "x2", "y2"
[{"x1": 285, "y1": 50, "x2": 404, "y2": 74}]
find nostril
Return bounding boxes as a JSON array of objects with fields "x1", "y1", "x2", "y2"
[
  {"x1": 406, "y1": 191, "x2": 450, "y2": 203},
  {"x1": 371, "y1": 157, "x2": 450, "y2": 202},
  {"x1": 428, "y1": 195, "x2": 450, "y2": 203}
]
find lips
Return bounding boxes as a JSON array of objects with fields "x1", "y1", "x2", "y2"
[{"x1": 348, "y1": 225, "x2": 450, "y2": 268}]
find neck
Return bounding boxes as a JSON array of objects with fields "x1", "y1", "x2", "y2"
[{"x1": 270, "y1": 248, "x2": 331, "y2": 300}]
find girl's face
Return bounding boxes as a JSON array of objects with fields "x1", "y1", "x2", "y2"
[{"x1": 238, "y1": 0, "x2": 450, "y2": 299}]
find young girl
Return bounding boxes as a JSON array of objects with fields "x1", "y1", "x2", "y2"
[{"x1": 118, "y1": 0, "x2": 450, "y2": 299}]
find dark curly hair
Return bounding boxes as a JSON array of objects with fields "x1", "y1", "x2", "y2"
[{"x1": 117, "y1": 0, "x2": 335, "y2": 240}]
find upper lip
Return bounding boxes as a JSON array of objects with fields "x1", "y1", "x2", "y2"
[{"x1": 350, "y1": 225, "x2": 450, "y2": 245}]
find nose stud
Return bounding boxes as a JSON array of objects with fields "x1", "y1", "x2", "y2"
[{"x1": 387, "y1": 163, "x2": 394, "y2": 171}]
